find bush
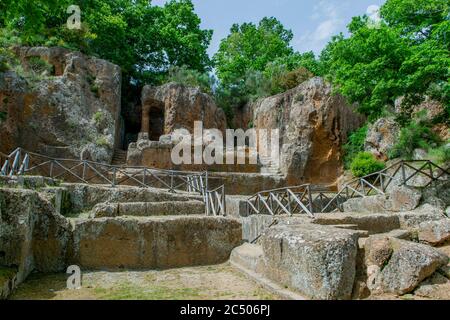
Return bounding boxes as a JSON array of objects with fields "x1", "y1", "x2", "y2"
[
  {"x1": 350, "y1": 152, "x2": 386, "y2": 177},
  {"x1": 343, "y1": 125, "x2": 368, "y2": 169},
  {"x1": 389, "y1": 117, "x2": 441, "y2": 160},
  {"x1": 95, "y1": 136, "x2": 110, "y2": 147}
]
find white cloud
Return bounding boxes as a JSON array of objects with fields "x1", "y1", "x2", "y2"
[
  {"x1": 295, "y1": 0, "x2": 347, "y2": 54},
  {"x1": 367, "y1": 4, "x2": 381, "y2": 26}
]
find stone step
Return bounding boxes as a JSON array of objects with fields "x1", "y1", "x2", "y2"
[
  {"x1": 111, "y1": 149, "x2": 128, "y2": 165},
  {"x1": 91, "y1": 200, "x2": 205, "y2": 218},
  {"x1": 71, "y1": 216, "x2": 242, "y2": 269}
]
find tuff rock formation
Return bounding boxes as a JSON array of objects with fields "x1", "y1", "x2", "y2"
[
  {"x1": 141, "y1": 82, "x2": 227, "y2": 137},
  {"x1": 0, "y1": 46, "x2": 121, "y2": 162},
  {"x1": 365, "y1": 117, "x2": 400, "y2": 160},
  {"x1": 249, "y1": 77, "x2": 365, "y2": 185}
]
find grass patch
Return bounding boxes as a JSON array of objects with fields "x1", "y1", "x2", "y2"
[{"x1": 94, "y1": 282, "x2": 201, "y2": 300}]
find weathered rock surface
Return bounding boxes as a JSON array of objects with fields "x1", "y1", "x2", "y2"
[
  {"x1": 365, "y1": 237, "x2": 448, "y2": 295},
  {"x1": 230, "y1": 243, "x2": 265, "y2": 275},
  {"x1": 343, "y1": 186, "x2": 422, "y2": 213},
  {"x1": 396, "y1": 205, "x2": 444, "y2": 228},
  {"x1": 91, "y1": 200, "x2": 205, "y2": 218},
  {"x1": 71, "y1": 216, "x2": 242, "y2": 269},
  {"x1": 313, "y1": 212, "x2": 401, "y2": 235},
  {"x1": 0, "y1": 188, "x2": 72, "y2": 288},
  {"x1": 62, "y1": 183, "x2": 202, "y2": 213},
  {"x1": 418, "y1": 219, "x2": 450, "y2": 246},
  {"x1": 414, "y1": 272, "x2": 450, "y2": 299},
  {"x1": 260, "y1": 223, "x2": 359, "y2": 299},
  {"x1": 141, "y1": 82, "x2": 226, "y2": 136},
  {"x1": 389, "y1": 186, "x2": 422, "y2": 212},
  {"x1": 365, "y1": 117, "x2": 400, "y2": 160},
  {"x1": 0, "y1": 46, "x2": 121, "y2": 162},
  {"x1": 250, "y1": 77, "x2": 365, "y2": 185}
]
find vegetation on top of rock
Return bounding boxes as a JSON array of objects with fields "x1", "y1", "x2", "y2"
[
  {"x1": 212, "y1": 17, "x2": 320, "y2": 109},
  {"x1": 0, "y1": 0, "x2": 212, "y2": 86},
  {"x1": 389, "y1": 112, "x2": 443, "y2": 160},
  {"x1": 27, "y1": 56, "x2": 54, "y2": 76},
  {"x1": 322, "y1": 0, "x2": 449, "y2": 120},
  {"x1": 350, "y1": 152, "x2": 386, "y2": 177}
]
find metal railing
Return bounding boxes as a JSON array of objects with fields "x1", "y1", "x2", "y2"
[
  {"x1": 1, "y1": 147, "x2": 231, "y2": 217},
  {"x1": 205, "y1": 185, "x2": 226, "y2": 216},
  {"x1": 321, "y1": 160, "x2": 449, "y2": 213},
  {"x1": 247, "y1": 160, "x2": 449, "y2": 218},
  {"x1": 1, "y1": 147, "x2": 208, "y2": 195},
  {"x1": 246, "y1": 184, "x2": 335, "y2": 218}
]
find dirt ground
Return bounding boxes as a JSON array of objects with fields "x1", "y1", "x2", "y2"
[{"x1": 10, "y1": 263, "x2": 280, "y2": 300}]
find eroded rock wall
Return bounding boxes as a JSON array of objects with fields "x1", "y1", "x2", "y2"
[
  {"x1": 250, "y1": 77, "x2": 365, "y2": 185},
  {"x1": 141, "y1": 83, "x2": 227, "y2": 135},
  {"x1": 0, "y1": 188, "x2": 72, "y2": 286},
  {"x1": 0, "y1": 46, "x2": 121, "y2": 163}
]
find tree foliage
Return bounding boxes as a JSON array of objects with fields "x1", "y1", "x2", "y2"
[
  {"x1": 322, "y1": 0, "x2": 449, "y2": 119},
  {"x1": 0, "y1": 0, "x2": 212, "y2": 86},
  {"x1": 213, "y1": 17, "x2": 294, "y2": 87}
]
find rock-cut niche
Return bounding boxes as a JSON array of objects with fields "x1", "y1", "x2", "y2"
[{"x1": 141, "y1": 99, "x2": 165, "y2": 141}]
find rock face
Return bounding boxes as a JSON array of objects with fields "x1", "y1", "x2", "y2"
[
  {"x1": 365, "y1": 117, "x2": 400, "y2": 160},
  {"x1": 71, "y1": 216, "x2": 242, "y2": 269},
  {"x1": 141, "y1": 83, "x2": 227, "y2": 136},
  {"x1": 0, "y1": 46, "x2": 121, "y2": 162},
  {"x1": 250, "y1": 77, "x2": 365, "y2": 185},
  {"x1": 365, "y1": 236, "x2": 448, "y2": 295},
  {"x1": 260, "y1": 223, "x2": 359, "y2": 299},
  {"x1": 0, "y1": 188, "x2": 72, "y2": 286}
]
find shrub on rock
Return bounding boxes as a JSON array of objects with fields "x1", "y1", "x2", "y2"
[{"x1": 350, "y1": 152, "x2": 386, "y2": 177}]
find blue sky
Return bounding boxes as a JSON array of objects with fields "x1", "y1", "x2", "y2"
[{"x1": 152, "y1": 0, "x2": 386, "y2": 56}]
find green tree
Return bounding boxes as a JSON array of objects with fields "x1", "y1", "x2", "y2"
[
  {"x1": 0, "y1": 0, "x2": 212, "y2": 86},
  {"x1": 213, "y1": 17, "x2": 294, "y2": 86},
  {"x1": 321, "y1": 0, "x2": 449, "y2": 119}
]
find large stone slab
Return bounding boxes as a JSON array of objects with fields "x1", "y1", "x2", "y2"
[
  {"x1": 313, "y1": 212, "x2": 400, "y2": 235},
  {"x1": 71, "y1": 216, "x2": 242, "y2": 269},
  {"x1": 260, "y1": 223, "x2": 359, "y2": 300}
]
